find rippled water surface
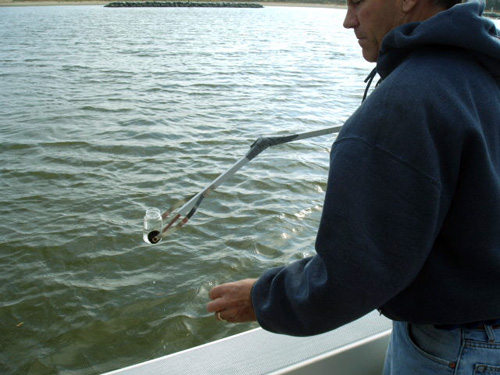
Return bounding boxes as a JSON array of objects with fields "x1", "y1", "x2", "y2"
[{"x1": 0, "y1": 4, "x2": 377, "y2": 374}]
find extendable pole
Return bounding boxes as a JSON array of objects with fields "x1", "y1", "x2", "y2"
[{"x1": 148, "y1": 125, "x2": 343, "y2": 243}]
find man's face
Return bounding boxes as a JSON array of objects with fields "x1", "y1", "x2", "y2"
[{"x1": 343, "y1": 0, "x2": 404, "y2": 62}]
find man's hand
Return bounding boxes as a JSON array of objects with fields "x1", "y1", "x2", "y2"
[{"x1": 207, "y1": 279, "x2": 258, "y2": 323}]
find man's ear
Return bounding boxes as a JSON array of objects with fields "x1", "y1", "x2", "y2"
[{"x1": 401, "y1": 0, "x2": 419, "y2": 13}]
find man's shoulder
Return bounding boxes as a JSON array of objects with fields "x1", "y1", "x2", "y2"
[
  {"x1": 390, "y1": 48, "x2": 490, "y2": 88},
  {"x1": 375, "y1": 48, "x2": 494, "y2": 110}
]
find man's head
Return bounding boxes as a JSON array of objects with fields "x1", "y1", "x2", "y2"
[{"x1": 343, "y1": 0, "x2": 462, "y2": 62}]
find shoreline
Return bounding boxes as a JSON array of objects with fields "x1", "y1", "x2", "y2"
[
  {"x1": 0, "y1": 0, "x2": 346, "y2": 7},
  {"x1": 1, "y1": 0, "x2": 495, "y2": 17}
]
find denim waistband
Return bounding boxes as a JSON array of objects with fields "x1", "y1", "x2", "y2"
[{"x1": 435, "y1": 318, "x2": 500, "y2": 330}]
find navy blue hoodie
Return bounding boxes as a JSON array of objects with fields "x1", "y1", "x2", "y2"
[{"x1": 252, "y1": 1, "x2": 500, "y2": 336}]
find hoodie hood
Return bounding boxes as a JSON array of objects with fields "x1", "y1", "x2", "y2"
[{"x1": 377, "y1": 1, "x2": 500, "y2": 80}]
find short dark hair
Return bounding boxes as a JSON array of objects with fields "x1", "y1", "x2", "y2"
[{"x1": 434, "y1": 0, "x2": 462, "y2": 9}]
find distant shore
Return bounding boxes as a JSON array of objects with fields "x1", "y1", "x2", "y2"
[
  {"x1": 2, "y1": 0, "x2": 496, "y2": 18},
  {"x1": 0, "y1": 0, "x2": 346, "y2": 7}
]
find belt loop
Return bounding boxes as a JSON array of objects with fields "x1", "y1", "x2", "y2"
[{"x1": 485, "y1": 325, "x2": 496, "y2": 343}]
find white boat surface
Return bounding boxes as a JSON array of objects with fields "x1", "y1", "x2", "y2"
[{"x1": 102, "y1": 310, "x2": 392, "y2": 375}]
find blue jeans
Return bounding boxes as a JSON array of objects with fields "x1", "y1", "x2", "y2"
[{"x1": 384, "y1": 321, "x2": 500, "y2": 375}]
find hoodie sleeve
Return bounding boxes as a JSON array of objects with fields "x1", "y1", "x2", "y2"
[{"x1": 251, "y1": 131, "x2": 445, "y2": 336}]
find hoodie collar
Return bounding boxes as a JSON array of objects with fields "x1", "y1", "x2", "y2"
[{"x1": 376, "y1": 1, "x2": 500, "y2": 80}]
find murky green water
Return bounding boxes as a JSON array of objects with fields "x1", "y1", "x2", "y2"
[{"x1": 0, "y1": 5, "x2": 376, "y2": 374}]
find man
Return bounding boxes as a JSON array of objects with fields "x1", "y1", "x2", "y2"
[{"x1": 207, "y1": 0, "x2": 500, "y2": 373}]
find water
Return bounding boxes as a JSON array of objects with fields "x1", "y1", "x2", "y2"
[{"x1": 0, "y1": 4, "x2": 373, "y2": 374}]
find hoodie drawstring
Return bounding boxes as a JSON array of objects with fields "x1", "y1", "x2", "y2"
[{"x1": 362, "y1": 67, "x2": 381, "y2": 102}]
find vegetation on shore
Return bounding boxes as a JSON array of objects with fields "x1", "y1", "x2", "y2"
[
  {"x1": 105, "y1": 1, "x2": 264, "y2": 6},
  {"x1": 486, "y1": 0, "x2": 499, "y2": 12}
]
